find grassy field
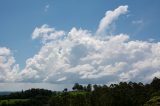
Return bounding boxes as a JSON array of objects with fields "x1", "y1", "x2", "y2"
[{"x1": 0, "y1": 99, "x2": 29, "y2": 105}]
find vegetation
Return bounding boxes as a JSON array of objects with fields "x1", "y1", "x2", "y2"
[
  {"x1": 0, "y1": 77, "x2": 160, "y2": 106},
  {"x1": 0, "y1": 99, "x2": 29, "y2": 105},
  {"x1": 144, "y1": 96, "x2": 160, "y2": 106}
]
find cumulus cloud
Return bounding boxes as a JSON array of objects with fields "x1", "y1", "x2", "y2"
[
  {"x1": 32, "y1": 24, "x2": 65, "y2": 43},
  {"x1": 19, "y1": 24, "x2": 160, "y2": 84},
  {"x1": 1, "y1": 5, "x2": 160, "y2": 84},
  {"x1": 97, "y1": 5, "x2": 128, "y2": 34},
  {"x1": 0, "y1": 47, "x2": 19, "y2": 82}
]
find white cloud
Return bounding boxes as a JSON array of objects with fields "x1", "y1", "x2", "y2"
[
  {"x1": 57, "y1": 77, "x2": 67, "y2": 82},
  {"x1": 18, "y1": 24, "x2": 160, "y2": 84},
  {"x1": 1, "y1": 5, "x2": 160, "y2": 85},
  {"x1": 97, "y1": 5, "x2": 128, "y2": 34},
  {"x1": 0, "y1": 47, "x2": 19, "y2": 82},
  {"x1": 32, "y1": 24, "x2": 65, "y2": 43}
]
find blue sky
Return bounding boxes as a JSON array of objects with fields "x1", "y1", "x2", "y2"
[{"x1": 0, "y1": 0, "x2": 160, "y2": 90}]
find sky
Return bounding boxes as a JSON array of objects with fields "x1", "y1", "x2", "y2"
[{"x1": 0, "y1": 0, "x2": 160, "y2": 91}]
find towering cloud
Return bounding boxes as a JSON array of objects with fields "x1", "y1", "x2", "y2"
[
  {"x1": 97, "y1": 5, "x2": 128, "y2": 34},
  {"x1": 20, "y1": 25, "x2": 160, "y2": 84}
]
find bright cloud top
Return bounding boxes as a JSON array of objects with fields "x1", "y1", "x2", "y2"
[
  {"x1": 0, "y1": 5, "x2": 160, "y2": 84},
  {"x1": 97, "y1": 5, "x2": 128, "y2": 34}
]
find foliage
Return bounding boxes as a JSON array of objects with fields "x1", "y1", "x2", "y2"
[
  {"x1": 0, "y1": 99, "x2": 29, "y2": 106},
  {"x1": 0, "y1": 77, "x2": 160, "y2": 106},
  {"x1": 144, "y1": 96, "x2": 160, "y2": 106}
]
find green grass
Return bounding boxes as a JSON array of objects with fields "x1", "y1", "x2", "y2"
[{"x1": 0, "y1": 99, "x2": 29, "y2": 105}]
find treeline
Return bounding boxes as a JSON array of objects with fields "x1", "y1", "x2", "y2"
[
  {"x1": 49, "y1": 77, "x2": 160, "y2": 106},
  {"x1": 0, "y1": 88, "x2": 52, "y2": 100},
  {"x1": 0, "y1": 88, "x2": 52, "y2": 106},
  {"x1": 0, "y1": 77, "x2": 160, "y2": 106}
]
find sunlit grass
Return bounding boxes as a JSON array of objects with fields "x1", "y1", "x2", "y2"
[{"x1": 0, "y1": 99, "x2": 29, "y2": 105}]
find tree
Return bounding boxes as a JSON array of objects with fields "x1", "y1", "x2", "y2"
[
  {"x1": 72, "y1": 83, "x2": 83, "y2": 91},
  {"x1": 86, "y1": 84, "x2": 92, "y2": 92},
  {"x1": 63, "y1": 88, "x2": 68, "y2": 92},
  {"x1": 151, "y1": 77, "x2": 160, "y2": 91}
]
